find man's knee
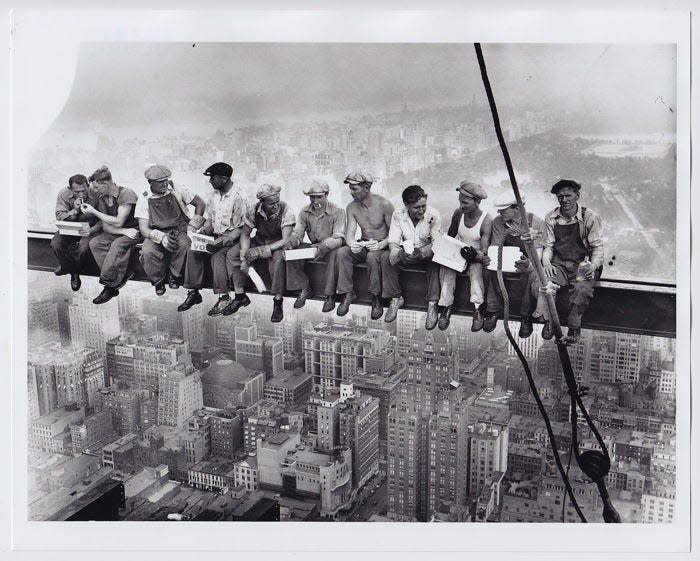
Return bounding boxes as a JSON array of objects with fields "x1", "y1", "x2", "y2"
[
  {"x1": 50, "y1": 235, "x2": 63, "y2": 252},
  {"x1": 336, "y1": 245, "x2": 352, "y2": 260},
  {"x1": 366, "y1": 250, "x2": 383, "y2": 265},
  {"x1": 271, "y1": 250, "x2": 284, "y2": 263}
]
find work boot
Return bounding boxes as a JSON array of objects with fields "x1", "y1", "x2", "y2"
[
  {"x1": 70, "y1": 274, "x2": 81, "y2": 292},
  {"x1": 155, "y1": 281, "x2": 166, "y2": 296},
  {"x1": 384, "y1": 296, "x2": 404, "y2": 323},
  {"x1": 337, "y1": 293, "x2": 354, "y2": 317},
  {"x1": 222, "y1": 293, "x2": 251, "y2": 316},
  {"x1": 208, "y1": 295, "x2": 231, "y2": 316},
  {"x1": 518, "y1": 316, "x2": 534, "y2": 339},
  {"x1": 322, "y1": 296, "x2": 335, "y2": 313},
  {"x1": 471, "y1": 307, "x2": 484, "y2": 332},
  {"x1": 271, "y1": 298, "x2": 284, "y2": 323},
  {"x1": 294, "y1": 286, "x2": 313, "y2": 309},
  {"x1": 437, "y1": 305, "x2": 452, "y2": 331},
  {"x1": 563, "y1": 327, "x2": 581, "y2": 345},
  {"x1": 93, "y1": 286, "x2": 119, "y2": 305},
  {"x1": 177, "y1": 289, "x2": 202, "y2": 312},
  {"x1": 483, "y1": 312, "x2": 499, "y2": 333},
  {"x1": 168, "y1": 276, "x2": 181, "y2": 290},
  {"x1": 54, "y1": 265, "x2": 69, "y2": 276},
  {"x1": 370, "y1": 295, "x2": 384, "y2": 320},
  {"x1": 425, "y1": 301, "x2": 438, "y2": 330},
  {"x1": 541, "y1": 320, "x2": 554, "y2": 340}
]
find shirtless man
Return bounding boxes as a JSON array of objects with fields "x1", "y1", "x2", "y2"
[{"x1": 332, "y1": 171, "x2": 395, "y2": 319}]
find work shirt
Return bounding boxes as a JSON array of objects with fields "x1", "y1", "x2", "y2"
[
  {"x1": 542, "y1": 204, "x2": 605, "y2": 268},
  {"x1": 55, "y1": 188, "x2": 97, "y2": 223},
  {"x1": 134, "y1": 185, "x2": 194, "y2": 222},
  {"x1": 490, "y1": 213, "x2": 546, "y2": 250},
  {"x1": 387, "y1": 205, "x2": 442, "y2": 250},
  {"x1": 206, "y1": 187, "x2": 249, "y2": 236},
  {"x1": 244, "y1": 201, "x2": 296, "y2": 231},
  {"x1": 288, "y1": 201, "x2": 345, "y2": 249},
  {"x1": 95, "y1": 184, "x2": 139, "y2": 229}
]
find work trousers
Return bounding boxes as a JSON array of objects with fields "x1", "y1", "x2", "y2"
[
  {"x1": 485, "y1": 269, "x2": 533, "y2": 317},
  {"x1": 438, "y1": 262, "x2": 484, "y2": 308},
  {"x1": 51, "y1": 233, "x2": 92, "y2": 274},
  {"x1": 89, "y1": 232, "x2": 141, "y2": 289},
  {"x1": 333, "y1": 245, "x2": 387, "y2": 297},
  {"x1": 140, "y1": 230, "x2": 191, "y2": 285},
  {"x1": 285, "y1": 243, "x2": 339, "y2": 297},
  {"x1": 183, "y1": 239, "x2": 230, "y2": 294},
  {"x1": 381, "y1": 251, "x2": 440, "y2": 302},
  {"x1": 529, "y1": 258, "x2": 600, "y2": 330},
  {"x1": 226, "y1": 240, "x2": 286, "y2": 296}
]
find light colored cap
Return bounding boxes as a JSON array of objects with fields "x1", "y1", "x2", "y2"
[
  {"x1": 493, "y1": 190, "x2": 524, "y2": 209},
  {"x1": 144, "y1": 165, "x2": 172, "y2": 181},
  {"x1": 303, "y1": 180, "x2": 330, "y2": 196},
  {"x1": 256, "y1": 184, "x2": 282, "y2": 200}
]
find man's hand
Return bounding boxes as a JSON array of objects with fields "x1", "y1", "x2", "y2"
[
  {"x1": 542, "y1": 258, "x2": 557, "y2": 279},
  {"x1": 514, "y1": 255, "x2": 531, "y2": 272},
  {"x1": 480, "y1": 253, "x2": 491, "y2": 267},
  {"x1": 189, "y1": 215, "x2": 205, "y2": 231},
  {"x1": 283, "y1": 241, "x2": 295, "y2": 251},
  {"x1": 350, "y1": 241, "x2": 363, "y2": 254},
  {"x1": 199, "y1": 222, "x2": 214, "y2": 236},
  {"x1": 244, "y1": 247, "x2": 261, "y2": 262},
  {"x1": 240, "y1": 260, "x2": 250, "y2": 274},
  {"x1": 206, "y1": 238, "x2": 223, "y2": 253},
  {"x1": 80, "y1": 203, "x2": 96, "y2": 216},
  {"x1": 389, "y1": 249, "x2": 401, "y2": 266},
  {"x1": 72, "y1": 198, "x2": 84, "y2": 211},
  {"x1": 123, "y1": 228, "x2": 140, "y2": 240},
  {"x1": 313, "y1": 242, "x2": 329, "y2": 260},
  {"x1": 365, "y1": 239, "x2": 380, "y2": 251},
  {"x1": 79, "y1": 224, "x2": 91, "y2": 237},
  {"x1": 417, "y1": 245, "x2": 433, "y2": 260}
]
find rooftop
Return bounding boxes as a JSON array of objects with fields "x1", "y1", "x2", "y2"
[{"x1": 265, "y1": 371, "x2": 312, "y2": 390}]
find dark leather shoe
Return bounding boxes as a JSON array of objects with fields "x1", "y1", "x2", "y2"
[
  {"x1": 541, "y1": 320, "x2": 554, "y2": 340},
  {"x1": 93, "y1": 286, "x2": 119, "y2": 305},
  {"x1": 518, "y1": 316, "x2": 534, "y2": 338},
  {"x1": 322, "y1": 296, "x2": 335, "y2": 313},
  {"x1": 337, "y1": 293, "x2": 354, "y2": 317},
  {"x1": 483, "y1": 312, "x2": 498, "y2": 333},
  {"x1": 178, "y1": 290, "x2": 202, "y2": 312},
  {"x1": 370, "y1": 295, "x2": 384, "y2": 320},
  {"x1": 222, "y1": 294, "x2": 251, "y2": 316},
  {"x1": 271, "y1": 299, "x2": 284, "y2": 323},
  {"x1": 70, "y1": 274, "x2": 81, "y2": 292},
  {"x1": 168, "y1": 277, "x2": 181, "y2": 290},
  {"x1": 563, "y1": 327, "x2": 581, "y2": 345},
  {"x1": 208, "y1": 295, "x2": 231, "y2": 316},
  {"x1": 437, "y1": 305, "x2": 452, "y2": 331},
  {"x1": 54, "y1": 265, "x2": 69, "y2": 276},
  {"x1": 471, "y1": 307, "x2": 484, "y2": 332},
  {"x1": 155, "y1": 281, "x2": 166, "y2": 296},
  {"x1": 384, "y1": 296, "x2": 404, "y2": 323},
  {"x1": 425, "y1": 301, "x2": 438, "y2": 330},
  {"x1": 294, "y1": 286, "x2": 313, "y2": 309}
]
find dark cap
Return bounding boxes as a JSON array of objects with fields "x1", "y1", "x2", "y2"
[
  {"x1": 551, "y1": 179, "x2": 582, "y2": 194},
  {"x1": 456, "y1": 181, "x2": 487, "y2": 200},
  {"x1": 203, "y1": 162, "x2": 233, "y2": 178}
]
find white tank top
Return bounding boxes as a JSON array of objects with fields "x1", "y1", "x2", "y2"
[{"x1": 456, "y1": 211, "x2": 486, "y2": 249}]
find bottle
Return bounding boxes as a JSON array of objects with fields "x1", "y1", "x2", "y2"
[{"x1": 576, "y1": 256, "x2": 592, "y2": 281}]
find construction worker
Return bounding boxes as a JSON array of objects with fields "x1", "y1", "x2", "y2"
[
  {"x1": 436, "y1": 181, "x2": 492, "y2": 331},
  {"x1": 483, "y1": 191, "x2": 545, "y2": 337},
  {"x1": 333, "y1": 171, "x2": 395, "y2": 319},
  {"x1": 284, "y1": 179, "x2": 346, "y2": 310},
  {"x1": 51, "y1": 174, "x2": 100, "y2": 292},
  {"x1": 136, "y1": 165, "x2": 206, "y2": 295},
  {"x1": 530, "y1": 179, "x2": 605, "y2": 345},
  {"x1": 385, "y1": 184, "x2": 442, "y2": 327},
  {"x1": 178, "y1": 162, "x2": 249, "y2": 316},
  {"x1": 81, "y1": 166, "x2": 141, "y2": 304},
  {"x1": 225, "y1": 184, "x2": 296, "y2": 323}
]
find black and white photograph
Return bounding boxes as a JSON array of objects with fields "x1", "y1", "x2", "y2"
[{"x1": 6, "y1": 6, "x2": 695, "y2": 560}]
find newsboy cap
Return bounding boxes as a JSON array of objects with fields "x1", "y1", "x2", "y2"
[
  {"x1": 344, "y1": 171, "x2": 373, "y2": 185},
  {"x1": 256, "y1": 184, "x2": 282, "y2": 200},
  {"x1": 144, "y1": 165, "x2": 172, "y2": 182},
  {"x1": 551, "y1": 179, "x2": 582, "y2": 194},
  {"x1": 456, "y1": 181, "x2": 487, "y2": 200},
  {"x1": 90, "y1": 165, "x2": 111, "y2": 182},
  {"x1": 493, "y1": 190, "x2": 524, "y2": 209},
  {"x1": 203, "y1": 162, "x2": 233, "y2": 178},
  {"x1": 303, "y1": 180, "x2": 330, "y2": 196}
]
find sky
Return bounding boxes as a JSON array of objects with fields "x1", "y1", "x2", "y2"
[{"x1": 53, "y1": 42, "x2": 676, "y2": 133}]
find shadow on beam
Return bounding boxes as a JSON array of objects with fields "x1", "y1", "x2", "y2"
[{"x1": 28, "y1": 230, "x2": 676, "y2": 338}]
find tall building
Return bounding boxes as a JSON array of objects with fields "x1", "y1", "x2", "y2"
[
  {"x1": 214, "y1": 308, "x2": 255, "y2": 355},
  {"x1": 68, "y1": 288, "x2": 120, "y2": 354},
  {"x1": 396, "y1": 309, "x2": 421, "y2": 356},
  {"x1": 405, "y1": 329, "x2": 458, "y2": 416},
  {"x1": 28, "y1": 300, "x2": 60, "y2": 347},
  {"x1": 467, "y1": 422, "x2": 509, "y2": 498},
  {"x1": 209, "y1": 410, "x2": 244, "y2": 459},
  {"x1": 157, "y1": 363, "x2": 204, "y2": 428},
  {"x1": 615, "y1": 332, "x2": 642, "y2": 384},
  {"x1": 70, "y1": 409, "x2": 115, "y2": 453},
  {"x1": 455, "y1": 319, "x2": 492, "y2": 373},
  {"x1": 263, "y1": 371, "x2": 313, "y2": 411},
  {"x1": 507, "y1": 322, "x2": 542, "y2": 360},
  {"x1": 28, "y1": 271, "x2": 73, "y2": 345},
  {"x1": 316, "y1": 392, "x2": 342, "y2": 453},
  {"x1": 387, "y1": 403, "x2": 427, "y2": 522},
  {"x1": 338, "y1": 389, "x2": 380, "y2": 489},
  {"x1": 588, "y1": 332, "x2": 617, "y2": 383},
  {"x1": 96, "y1": 386, "x2": 152, "y2": 435},
  {"x1": 273, "y1": 308, "x2": 303, "y2": 357},
  {"x1": 536, "y1": 343, "x2": 561, "y2": 383},
  {"x1": 142, "y1": 293, "x2": 205, "y2": 351},
  {"x1": 303, "y1": 322, "x2": 395, "y2": 393},
  {"x1": 29, "y1": 406, "x2": 85, "y2": 454},
  {"x1": 234, "y1": 323, "x2": 283, "y2": 381}
]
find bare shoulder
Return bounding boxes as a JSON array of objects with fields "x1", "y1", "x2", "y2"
[
  {"x1": 346, "y1": 201, "x2": 359, "y2": 217},
  {"x1": 378, "y1": 195, "x2": 395, "y2": 213}
]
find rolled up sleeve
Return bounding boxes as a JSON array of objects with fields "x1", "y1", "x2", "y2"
[
  {"x1": 323, "y1": 208, "x2": 346, "y2": 250},
  {"x1": 288, "y1": 211, "x2": 308, "y2": 248},
  {"x1": 387, "y1": 212, "x2": 403, "y2": 247},
  {"x1": 585, "y1": 213, "x2": 605, "y2": 269}
]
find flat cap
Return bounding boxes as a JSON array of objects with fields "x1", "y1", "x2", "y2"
[
  {"x1": 456, "y1": 181, "x2": 487, "y2": 200},
  {"x1": 303, "y1": 180, "x2": 330, "y2": 196},
  {"x1": 344, "y1": 171, "x2": 373, "y2": 185},
  {"x1": 551, "y1": 179, "x2": 582, "y2": 194},
  {"x1": 493, "y1": 190, "x2": 524, "y2": 209},
  {"x1": 203, "y1": 162, "x2": 233, "y2": 178},
  {"x1": 90, "y1": 165, "x2": 111, "y2": 182},
  {"x1": 144, "y1": 165, "x2": 172, "y2": 182},
  {"x1": 256, "y1": 184, "x2": 282, "y2": 200}
]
